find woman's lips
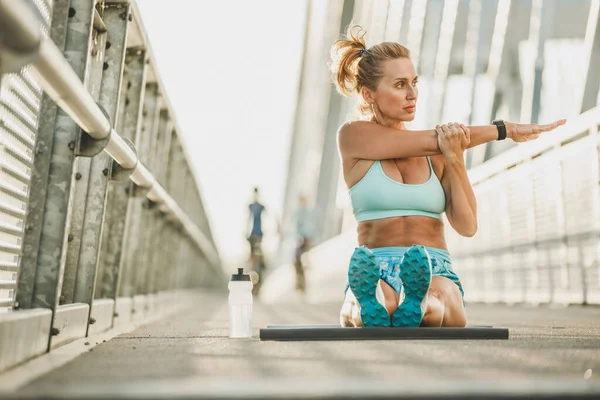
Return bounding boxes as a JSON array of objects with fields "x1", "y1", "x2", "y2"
[{"x1": 404, "y1": 105, "x2": 416, "y2": 113}]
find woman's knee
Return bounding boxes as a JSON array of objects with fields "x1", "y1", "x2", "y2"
[
  {"x1": 421, "y1": 282, "x2": 467, "y2": 327},
  {"x1": 339, "y1": 300, "x2": 354, "y2": 327},
  {"x1": 434, "y1": 280, "x2": 467, "y2": 327},
  {"x1": 340, "y1": 290, "x2": 363, "y2": 327},
  {"x1": 448, "y1": 309, "x2": 467, "y2": 327},
  {"x1": 421, "y1": 293, "x2": 444, "y2": 327}
]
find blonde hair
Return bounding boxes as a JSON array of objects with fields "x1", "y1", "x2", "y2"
[{"x1": 329, "y1": 25, "x2": 411, "y2": 114}]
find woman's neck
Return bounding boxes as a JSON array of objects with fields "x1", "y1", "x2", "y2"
[{"x1": 371, "y1": 115, "x2": 406, "y2": 130}]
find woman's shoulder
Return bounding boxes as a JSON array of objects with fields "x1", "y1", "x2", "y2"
[
  {"x1": 338, "y1": 119, "x2": 371, "y2": 131},
  {"x1": 337, "y1": 120, "x2": 378, "y2": 142}
]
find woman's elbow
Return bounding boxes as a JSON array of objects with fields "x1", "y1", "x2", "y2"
[{"x1": 460, "y1": 222, "x2": 478, "y2": 237}]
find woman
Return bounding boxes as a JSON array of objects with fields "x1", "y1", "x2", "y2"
[{"x1": 331, "y1": 26, "x2": 565, "y2": 328}]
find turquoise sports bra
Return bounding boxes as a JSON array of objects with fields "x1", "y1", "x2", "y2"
[{"x1": 349, "y1": 157, "x2": 446, "y2": 222}]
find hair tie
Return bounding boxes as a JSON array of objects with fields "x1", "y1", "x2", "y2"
[{"x1": 358, "y1": 48, "x2": 368, "y2": 57}]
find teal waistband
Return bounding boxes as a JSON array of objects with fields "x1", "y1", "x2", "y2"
[{"x1": 370, "y1": 246, "x2": 451, "y2": 262}]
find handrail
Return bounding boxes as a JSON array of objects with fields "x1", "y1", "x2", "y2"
[
  {"x1": 0, "y1": 0, "x2": 220, "y2": 269},
  {"x1": 468, "y1": 107, "x2": 600, "y2": 185},
  {"x1": 0, "y1": 0, "x2": 41, "y2": 73}
]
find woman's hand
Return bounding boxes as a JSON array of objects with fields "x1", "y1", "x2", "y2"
[
  {"x1": 505, "y1": 119, "x2": 566, "y2": 142},
  {"x1": 435, "y1": 122, "x2": 471, "y2": 158}
]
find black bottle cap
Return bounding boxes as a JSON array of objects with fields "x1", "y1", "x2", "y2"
[{"x1": 230, "y1": 267, "x2": 251, "y2": 281}]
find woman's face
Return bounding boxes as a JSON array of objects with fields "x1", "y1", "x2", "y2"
[{"x1": 371, "y1": 57, "x2": 419, "y2": 122}]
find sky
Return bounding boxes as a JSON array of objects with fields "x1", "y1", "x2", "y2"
[{"x1": 136, "y1": 1, "x2": 308, "y2": 268}]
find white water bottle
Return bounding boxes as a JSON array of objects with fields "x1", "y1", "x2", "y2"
[{"x1": 228, "y1": 268, "x2": 253, "y2": 338}]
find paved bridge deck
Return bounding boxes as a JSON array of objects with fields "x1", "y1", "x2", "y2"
[{"x1": 8, "y1": 291, "x2": 600, "y2": 398}]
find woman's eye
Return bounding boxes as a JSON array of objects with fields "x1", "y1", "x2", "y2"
[{"x1": 397, "y1": 81, "x2": 418, "y2": 88}]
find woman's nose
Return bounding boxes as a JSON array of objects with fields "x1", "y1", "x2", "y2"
[{"x1": 406, "y1": 86, "x2": 417, "y2": 100}]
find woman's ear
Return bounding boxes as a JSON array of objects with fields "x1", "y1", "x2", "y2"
[{"x1": 360, "y1": 86, "x2": 374, "y2": 105}]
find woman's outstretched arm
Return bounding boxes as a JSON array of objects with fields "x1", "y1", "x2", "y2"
[
  {"x1": 338, "y1": 119, "x2": 566, "y2": 161},
  {"x1": 467, "y1": 119, "x2": 566, "y2": 148}
]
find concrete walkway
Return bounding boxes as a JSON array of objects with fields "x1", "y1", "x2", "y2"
[{"x1": 9, "y1": 291, "x2": 600, "y2": 398}]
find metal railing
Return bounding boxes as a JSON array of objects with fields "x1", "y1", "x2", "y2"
[
  {"x1": 0, "y1": 0, "x2": 222, "y2": 313},
  {"x1": 0, "y1": 0, "x2": 224, "y2": 373},
  {"x1": 1, "y1": 0, "x2": 218, "y2": 270}
]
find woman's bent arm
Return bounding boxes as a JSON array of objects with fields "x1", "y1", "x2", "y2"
[{"x1": 441, "y1": 155, "x2": 478, "y2": 237}]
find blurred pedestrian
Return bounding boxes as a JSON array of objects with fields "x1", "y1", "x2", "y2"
[{"x1": 293, "y1": 195, "x2": 315, "y2": 294}]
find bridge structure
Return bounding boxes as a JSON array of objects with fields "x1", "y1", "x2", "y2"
[{"x1": 0, "y1": 0, "x2": 599, "y2": 399}]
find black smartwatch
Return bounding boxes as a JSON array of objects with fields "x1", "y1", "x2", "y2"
[{"x1": 492, "y1": 119, "x2": 507, "y2": 141}]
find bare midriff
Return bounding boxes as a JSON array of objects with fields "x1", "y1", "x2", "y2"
[{"x1": 357, "y1": 215, "x2": 448, "y2": 250}]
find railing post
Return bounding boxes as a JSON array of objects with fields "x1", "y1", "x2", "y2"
[
  {"x1": 141, "y1": 109, "x2": 170, "y2": 295},
  {"x1": 138, "y1": 83, "x2": 161, "y2": 296},
  {"x1": 169, "y1": 140, "x2": 187, "y2": 290},
  {"x1": 190, "y1": 189, "x2": 203, "y2": 287},
  {"x1": 150, "y1": 121, "x2": 173, "y2": 295},
  {"x1": 65, "y1": 2, "x2": 129, "y2": 337},
  {"x1": 16, "y1": 0, "x2": 92, "y2": 313},
  {"x1": 122, "y1": 82, "x2": 160, "y2": 297},
  {"x1": 61, "y1": 2, "x2": 112, "y2": 306},
  {"x1": 180, "y1": 171, "x2": 193, "y2": 288},
  {"x1": 93, "y1": 1, "x2": 131, "y2": 301},
  {"x1": 103, "y1": 48, "x2": 147, "y2": 299}
]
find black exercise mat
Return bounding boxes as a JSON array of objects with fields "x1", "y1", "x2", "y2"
[
  {"x1": 260, "y1": 324, "x2": 509, "y2": 341},
  {"x1": 266, "y1": 324, "x2": 495, "y2": 329}
]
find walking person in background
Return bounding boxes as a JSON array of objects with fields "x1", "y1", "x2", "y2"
[
  {"x1": 247, "y1": 187, "x2": 267, "y2": 295},
  {"x1": 293, "y1": 195, "x2": 316, "y2": 294},
  {"x1": 330, "y1": 25, "x2": 565, "y2": 328}
]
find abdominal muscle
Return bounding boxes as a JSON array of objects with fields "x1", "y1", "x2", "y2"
[
  {"x1": 351, "y1": 215, "x2": 448, "y2": 316},
  {"x1": 357, "y1": 215, "x2": 448, "y2": 250}
]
